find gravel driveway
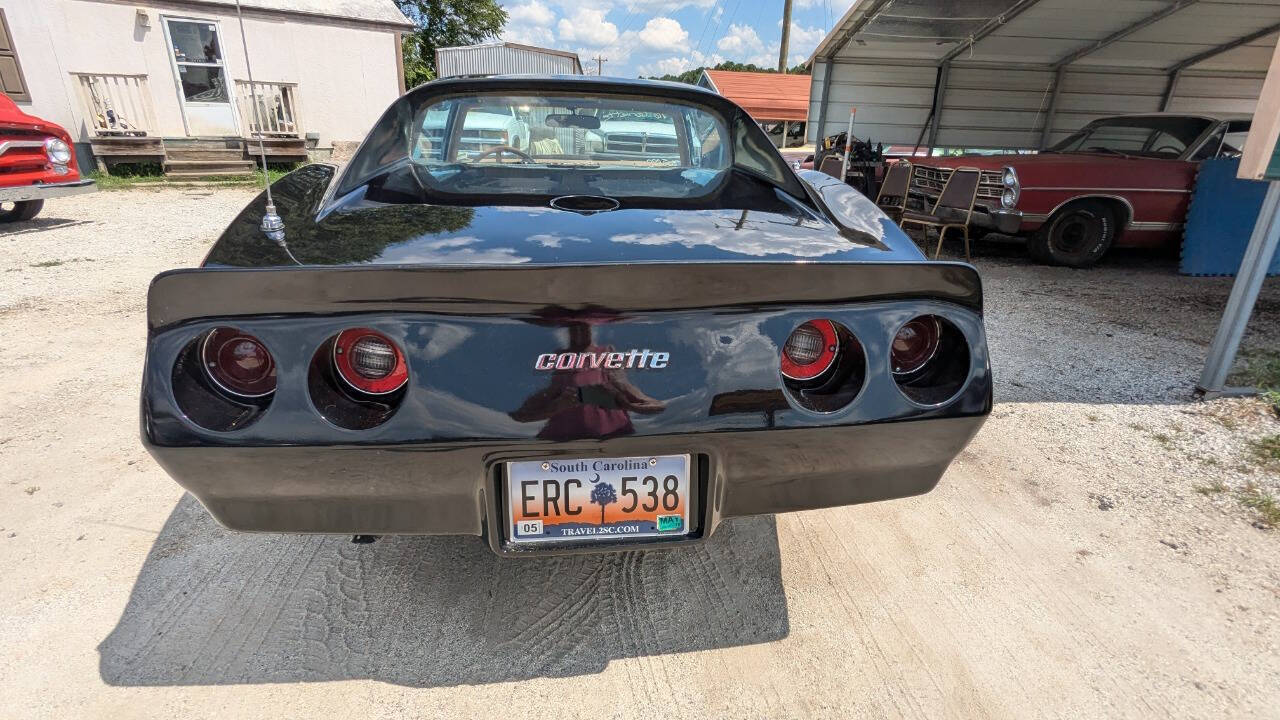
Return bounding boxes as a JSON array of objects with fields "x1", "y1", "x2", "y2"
[{"x1": 1, "y1": 187, "x2": 1277, "y2": 719}]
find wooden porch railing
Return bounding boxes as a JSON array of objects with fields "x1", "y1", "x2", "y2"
[
  {"x1": 235, "y1": 80, "x2": 301, "y2": 137},
  {"x1": 72, "y1": 73, "x2": 157, "y2": 136}
]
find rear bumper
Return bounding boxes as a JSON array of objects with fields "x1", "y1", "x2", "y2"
[
  {"x1": 144, "y1": 415, "x2": 986, "y2": 554},
  {"x1": 0, "y1": 178, "x2": 95, "y2": 203}
]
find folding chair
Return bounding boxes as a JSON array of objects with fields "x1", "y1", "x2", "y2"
[
  {"x1": 874, "y1": 160, "x2": 912, "y2": 222},
  {"x1": 899, "y1": 167, "x2": 980, "y2": 262}
]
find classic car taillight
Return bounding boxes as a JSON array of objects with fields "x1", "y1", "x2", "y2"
[
  {"x1": 891, "y1": 315, "x2": 971, "y2": 406},
  {"x1": 333, "y1": 328, "x2": 408, "y2": 395},
  {"x1": 891, "y1": 316, "x2": 942, "y2": 376},
  {"x1": 200, "y1": 327, "x2": 277, "y2": 398},
  {"x1": 782, "y1": 319, "x2": 839, "y2": 381}
]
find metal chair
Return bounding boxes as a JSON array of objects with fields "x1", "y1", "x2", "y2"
[
  {"x1": 874, "y1": 160, "x2": 912, "y2": 222},
  {"x1": 899, "y1": 167, "x2": 981, "y2": 262},
  {"x1": 817, "y1": 153, "x2": 845, "y2": 179}
]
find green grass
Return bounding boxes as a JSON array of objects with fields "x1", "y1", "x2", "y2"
[
  {"x1": 1248, "y1": 433, "x2": 1280, "y2": 464},
  {"x1": 1232, "y1": 349, "x2": 1280, "y2": 396},
  {"x1": 88, "y1": 163, "x2": 295, "y2": 191},
  {"x1": 1238, "y1": 486, "x2": 1280, "y2": 528}
]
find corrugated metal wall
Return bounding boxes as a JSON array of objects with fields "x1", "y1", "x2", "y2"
[
  {"x1": 809, "y1": 61, "x2": 1264, "y2": 150},
  {"x1": 437, "y1": 45, "x2": 581, "y2": 78}
]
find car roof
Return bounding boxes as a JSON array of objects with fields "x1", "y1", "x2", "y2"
[{"x1": 417, "y1": 74, "x2": 722, "y2": 97}]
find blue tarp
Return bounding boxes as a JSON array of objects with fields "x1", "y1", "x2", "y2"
[{"x1": 1181, "y1": 157, "x2": 1279, "y2": 277}]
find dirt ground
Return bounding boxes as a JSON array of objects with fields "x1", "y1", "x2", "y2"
[{"x1": 1, "y1": 187, "x2": 1278, "y2": 719}]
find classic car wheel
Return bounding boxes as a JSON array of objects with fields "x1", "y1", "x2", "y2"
[
  {"x1": 0, "y1": 199, "x2": 43, "y2": 222},
  {"x1": 1029, "y1": 200, "x2": 1115, "y2": 268}
]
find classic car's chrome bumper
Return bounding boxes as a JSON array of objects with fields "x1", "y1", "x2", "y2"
[
  {"x1": 973, "y1": 206, "x2": 1023, "y2": 234},
  {"x1": 909, "y1": 191, "x2": 1022, "y2": 234},
  {"x1": 0, "y1": 179, "x2": 96, "y2": 203}
]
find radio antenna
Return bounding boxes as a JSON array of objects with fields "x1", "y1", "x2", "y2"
[{"x1": 233, "y1": 0, "x2": 298, "y2": 263}]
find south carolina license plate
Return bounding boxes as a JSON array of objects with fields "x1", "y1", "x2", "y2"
[{"x1": 506, "y1": 455, "x2": 691, "y2": 545}]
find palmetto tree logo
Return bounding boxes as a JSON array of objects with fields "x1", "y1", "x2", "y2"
[{"x1": 590, "y1": 482, "x2": 617, "y2": 524}]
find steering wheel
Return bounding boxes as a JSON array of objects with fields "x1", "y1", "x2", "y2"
[
  {"x1": 472, "y1": 145, "x2": 535, "y2": 164},
  {"x1": 1153, "y1": 145, "x2": 1182, "y2": 156}
]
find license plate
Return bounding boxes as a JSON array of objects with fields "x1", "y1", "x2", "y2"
[{"x1": 506, "y1": 455, "x2": 691, "y2": 545}]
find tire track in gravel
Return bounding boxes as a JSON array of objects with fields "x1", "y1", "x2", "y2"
[{"x1": 99, "y1": 506, "x2": 788, "y2": 690}]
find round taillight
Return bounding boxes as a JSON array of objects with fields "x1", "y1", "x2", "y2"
[
  {"x1": 781, "y1": 319, "x2": 839, "y2": 381},
  {"x1": 200, "y1": 327, "x2": 276, "y2": 398},
  {"x1": 891, "y1": 316, "x2": 942, "y2": 376},
  {"x1": 333, "y1": 328, "x2": 408, "y2": 395}
]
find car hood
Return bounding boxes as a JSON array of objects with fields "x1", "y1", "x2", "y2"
[
  {"x1": 209, "y1": 202, "x2": 916, "y2": 268},
  {"x1": 0, "y1": 94, "x2": 67, "y2": 137},
  {"x1": 205, "y1": 163, "x2": 920, "y2": 268}
]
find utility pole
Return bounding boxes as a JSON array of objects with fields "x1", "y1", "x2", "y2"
[
  {"x1": 778, "y1": 0, "x2": 793, "y2": 72},
  {"x1": 593, "y1": 55, "x2": 607, "y2": 76}
]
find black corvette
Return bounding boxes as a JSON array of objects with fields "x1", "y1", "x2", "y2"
[{"x1": 141, "y1": 76, "x2": 991, "y2": 555}]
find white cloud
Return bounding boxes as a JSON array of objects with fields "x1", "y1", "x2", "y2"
[
  {"x1": 557, "y1": 8, "x2": 618, "y2": 46},
  {"x1": 787, "y1": 22, "x2": 826, "y2": 55},
  {"x1": 501, "y1": 1, "x2": 557, "y2": 47},
  {"x1": 636, "y1": 17, "x2": 689, "y2": 52},
  {"x1": 503, "y1": 25, "x2": 557, "y2": 47},
  {"x1": 621, "y1": 0, "x2": 717, "y2": 11},
  {"x1": 635, "y1": 49, "x2": 723, "y2": 78},
  {"x1": 716, "y1": 23, "x2": 764, "y2": 55},
  {"x1": 506, "y1": 0, "x2": 554, "y2": 26}
]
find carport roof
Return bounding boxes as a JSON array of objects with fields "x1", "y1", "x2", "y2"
[
  {"x1": 701, "y1": 70, "x2": 811, "y2": 122},
  {"x1": 809, "y1": 0, "x2": 1280, "y2": 73}
]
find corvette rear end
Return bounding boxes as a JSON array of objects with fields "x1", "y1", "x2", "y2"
[{"x1": 141, "y1": 76, "x2": 991, "y2": 555}]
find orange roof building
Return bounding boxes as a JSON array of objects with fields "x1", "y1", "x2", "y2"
[{"x1": 697, "y1": 69, "x2": 811, "y2": 123}]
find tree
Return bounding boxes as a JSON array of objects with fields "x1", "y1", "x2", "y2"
[
  {"x1": 647, "y1": 60, "x2": 811, "y2": 85},
  {"x1": 394, "y1": 0, "x2": 508, "y2": 88},
  {"x1": 589, "y1": 482, "x2": 618, "y2": 525}
]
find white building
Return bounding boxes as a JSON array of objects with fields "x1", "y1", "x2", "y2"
[{"x1": 0, "y1": 0, "x2": 412, "y2": 174}]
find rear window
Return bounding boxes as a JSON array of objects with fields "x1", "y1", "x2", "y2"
[{"x1": 406, "y1": 93, "x2": 730, "y2": 200}]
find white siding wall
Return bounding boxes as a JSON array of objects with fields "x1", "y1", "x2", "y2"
[
  {"x1": 809, "y1": 59, "x2": 1264, "y2": 150},
  {"x1": 1, "y1": 0, "x2": 403, "y2": 145}
]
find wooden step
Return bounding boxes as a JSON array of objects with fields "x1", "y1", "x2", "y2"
[
  {"x1": 163, "y1": 159, "x2": 257, "y2": 177},
  {"x1": 164, "y1": 168, "x2": 258, "y2": 179},
  {"x1": 164, "y1": 138, "x2": 243, "y2": 151},
  {"x1": 165, "y1": 149, "x2": 246, "y2": 161}
]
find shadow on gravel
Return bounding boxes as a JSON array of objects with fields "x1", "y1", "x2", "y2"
[
  {"x1": 2, "y1": 217, "x2": 95, "y2": 235},
  {"x1": 98, "y1": 494, "x2": 789, "y2": 687}
]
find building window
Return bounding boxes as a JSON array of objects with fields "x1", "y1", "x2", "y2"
[{"x1": 0, "y1": 10, "x2": 30, "y2": 102}]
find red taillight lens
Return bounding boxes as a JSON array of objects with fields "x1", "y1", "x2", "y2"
[
  {"x1": 891, "y1": 316, "x2": 942, "y2": 375},
  {"x1": 781, "y1": 319, "x2": 839, "y2": 381},
  {"x1": 200, "y1": 327, "x2": 276, "y2": 398},
  {"x1": 333, "y1": 328, "x2": 408, "y2": 395}
]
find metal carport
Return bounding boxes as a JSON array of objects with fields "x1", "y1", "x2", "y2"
[
  {"x1": 805, "y1": 0, "x2": 1280, "y2": 396},
  {"x1": 806, "y1": 0, "x2": 1278, "y2": 151}
]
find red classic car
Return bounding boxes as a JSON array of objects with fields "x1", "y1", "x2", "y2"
[
  {"x1": 0, "y1": 93, "x2": 95, "y2": 223},
  {"x1": 908, "y1": 114, "x2": 1250, "y2": 267}
]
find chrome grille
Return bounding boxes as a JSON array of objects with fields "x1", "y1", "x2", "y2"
[
  {"x1": 910, "y1": 166, "x2": 1006, "y2": 203},
  {"x1": 604, "y1": 132, "x2": 678, "y2": 156}
]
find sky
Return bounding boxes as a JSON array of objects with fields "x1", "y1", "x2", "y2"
[{"x1": 499, "y1": 0, "x2": 858, "y2": 78}]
